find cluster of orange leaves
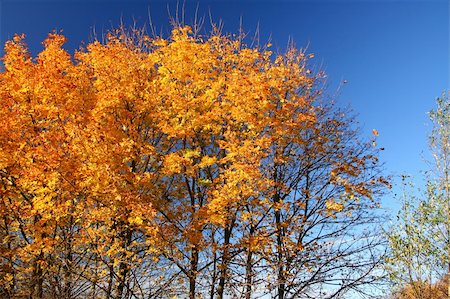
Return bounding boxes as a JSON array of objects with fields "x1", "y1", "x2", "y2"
[
  {"x1": 0, "y1": 26, "x2": 383, "y2": 296},
  {"x1": 392, "y1": 276, "x2": 448, "y2": 299}
]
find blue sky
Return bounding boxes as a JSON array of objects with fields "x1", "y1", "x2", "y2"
[{"x1": 1, "y1": 0, "x2": 449, "y2": 211}]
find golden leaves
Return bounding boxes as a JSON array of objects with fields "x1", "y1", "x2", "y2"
[
  {"x1": 0, "y1": 26, "x2": 384, "y2": 297},
  {"x1": 325, "y1": 199, "x2": 345, "y2": 213},
  {"x1": 372, "y1": 128, "x2": 379, "y2": 136}
]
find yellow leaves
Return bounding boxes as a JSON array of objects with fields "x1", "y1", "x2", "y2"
[
  {"x1": 162, "y1": 152, "x2": 191, "y2": 175},
  {"x1": 42, "y1": 32, "x2": 67, "y2": 48},
  {"x1": 372, "y1": 128, "x2": 379, "y2": 136},
  {"x1": 241, "y1": 211, "x2": 252, "y2": 222},
  {"x1": 198, "y1": 178, "x2": 212, "y2": 186},
  {"x1": 3, "y1": 34, "x2": 30, "y2": 71},
  {"x1": 206, "y1": 195, "x2": 230, "y2": 226},
  {"x1": 0, "y1": 25, "x2": 386, "y2": 297},
  {"x1": 198, "y1": 155, "x2": 216, "y2": 168},
  {"x1": 162, "y1": 149, "x2": 217, "y2": 175},
  {"x1": 12, "y1": 33, "x2": 25, "y2": 43},
  {"x1": 247, "y1": 235, "x2": 267, "y2": 251},
  {"x1": 325, "y1": 199, "x2": 345, "y2": 215},
  {"x1": 170, "y1": 26, "x2": 193, "y2": 41},
  {"x1": 183, "y1": 148, "x2": 200, "y2": 159},
  {"x1": 128, "y1": 215, "x2": 144, "y2": 226},
  {"x1": 272, "y1": 200, "x2": 284, "y2": 211},
  {"x1": 152, "y1": 38, "x2": 168, "y2": 47},
  {"x1": 3, "y1": 273, "x2": 14, "y2": 285},
  {"x1": 119, "y1": 138, "x2": 135, "y2": 156}
]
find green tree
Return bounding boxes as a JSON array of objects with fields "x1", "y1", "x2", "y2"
[{"x1": 387, "y1": 93, "x2": 450, "y2": 298}]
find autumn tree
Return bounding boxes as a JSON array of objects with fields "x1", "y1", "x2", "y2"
[
  {"x1": 261, "y1": 102, "x2": 388, "y2": 299},
  {"x1": 0, "y1": 30, "x2": 161, "y2": 298},
  {"x1": 390, "y1": 275, "x2": 448, "y2": 299},
  {"x1": 0, "y1": 24, "x2": 388, "y2": 298},
  {"x1": 0, "y1": 33, "x2": 96, "y2": 298},
  {"x1": 204, "y1": 99, "x2": 388, "y2": 299}
]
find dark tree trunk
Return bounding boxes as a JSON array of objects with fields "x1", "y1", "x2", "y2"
[
  {"x1": 244, "y1": 223, "x2": 255, "y2": 299},
  {"x1": 244, "y1": 249, "x2": 253, "y2": 299},
  {"x1": 274, "y1": 192, "x2": 285, "y2": 299},
  {"x1": 32, "y1": 258, "x2": 44, "y2": 299},
  {"x1": 217, "y1": 224, "x2": 233, "y2": 299},
  {"x1": 115, "y1": 227, "x2": 133, "y2": 299},
  {"x1": 189, "y1": 247, "x2": 199, "y2": 299}
]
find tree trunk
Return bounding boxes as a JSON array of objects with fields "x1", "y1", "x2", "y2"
[
  {"x1": 217, "y1": 224, "x2": 233, "y2": 299},
  {"x1": 245, "y1": 249, "x2": 253, "y2": 299},
  {"x1": 210, "y1": 230, "x2": 218, "y2": 299},
  {"x1": 274, "y1": 192, "x2": 285, "y2": 299},
  {"x1": 189, "y1": 247, "x2": 199, "y2": 299},
  {"x1": 115, "y1": 227, "x2": 133, "y2": 299},
  {"x1": 244, "y1": 224, "x2": 255, "y2": 299},
  {"x1": 64, "y1": 218, "x2": 74, "y2": 299},
  {"x1": 32, "y1": 257, "x2": 44, "y2": 299},
  {"x1": 210, "y1": 252, "x2": 217, "y2": 299},
  {"x1": 106, "y1": 264, "x2": 114, "y2": 299}
]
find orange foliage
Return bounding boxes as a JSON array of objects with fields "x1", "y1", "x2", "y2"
[
  {"x1": 392, "y1": 276, "x2": 448, "y2": 299},
  {"x1": 0, "y1": 26, "x2": 387, "y2": 298}
]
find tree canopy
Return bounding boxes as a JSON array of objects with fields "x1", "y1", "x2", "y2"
[{"x1": 0, "y1": 26, "x2": 388, "y2": 299}]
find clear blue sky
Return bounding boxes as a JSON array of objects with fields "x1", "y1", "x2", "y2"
[{"x1": 1, "y1": 0, "x2": 449, "y2": 211}]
